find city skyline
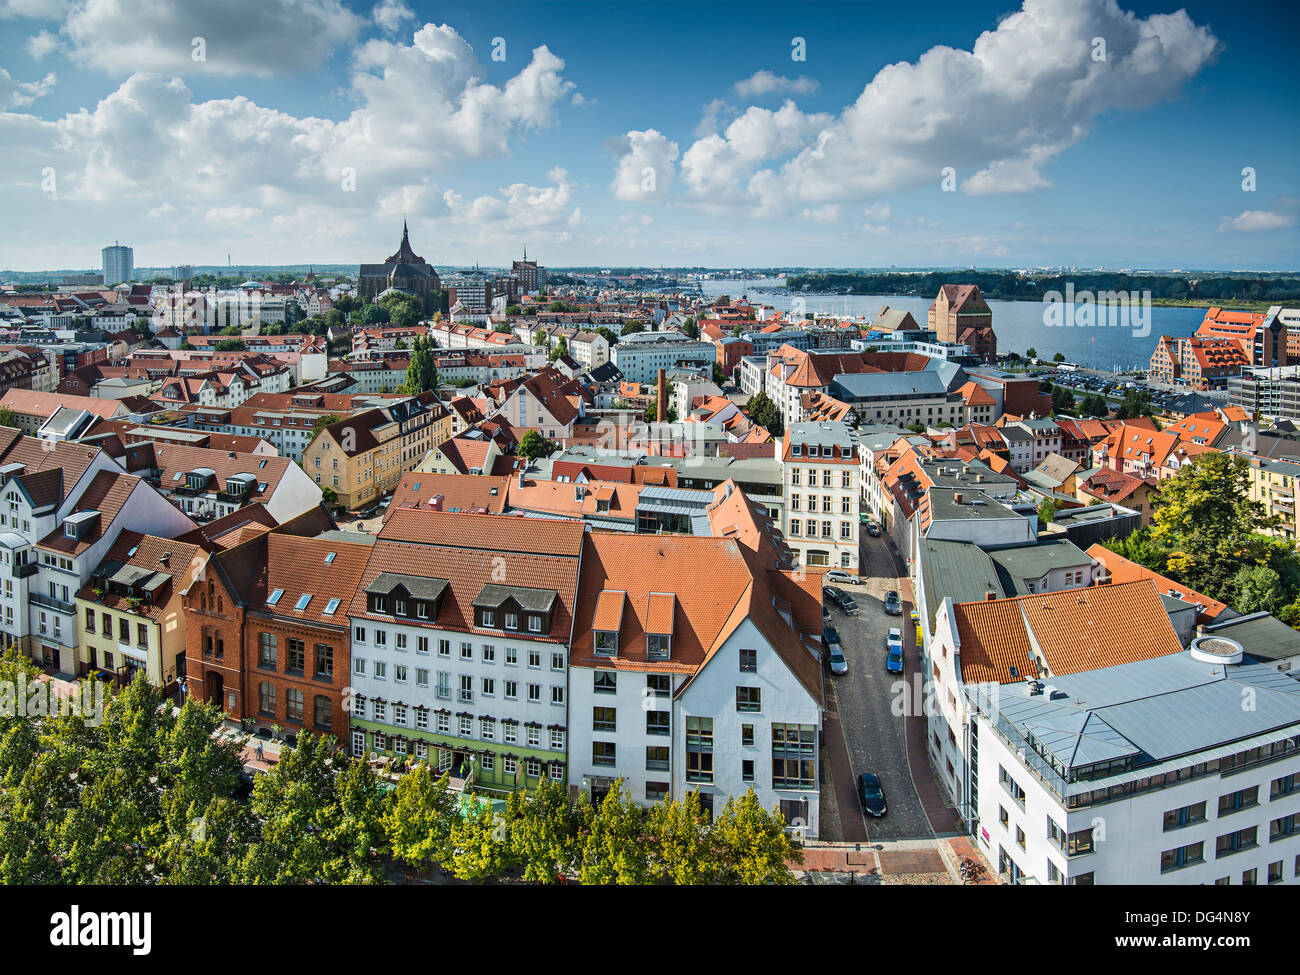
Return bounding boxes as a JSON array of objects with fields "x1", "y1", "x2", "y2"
[{"x1": 1, "y1": 0, "x2": 1298, "y2": 271}]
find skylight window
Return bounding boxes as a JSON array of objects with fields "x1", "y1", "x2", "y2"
[
  {"x1": 268, "y1": 589, "x2": 284, "y2": 605},
  {"x1": 295, "y1": 593, "x2": 312, "y2": 610},
  {"x1": 325, "y1": 552, "x2": 336, "y2": 564},
  {"x1": 126, "y1": 545, "x2": 139, "y2": 557},
  {"x1": 323, "y1": 597, "x2": 340, "y2": 615}
]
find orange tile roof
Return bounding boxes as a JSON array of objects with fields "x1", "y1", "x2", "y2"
[
  {"x1": 1085, "y1": 544, "x2": 1228, "y2": 622},
  {"x1": 387, "y1": 471, "x2": 509, "y2": 517},
  {"x1": 592, "y1": 589, "x2": 626, "y2": 632},
  {"x1": 379, "y1": 507, "x2": 585, "y2": 557},
  {"x1": 645, "y1": 591, "x2": 676, "y2": 635},
  {"x1": 955, "y1": 579, "x2": 1184, "y2": 685}
]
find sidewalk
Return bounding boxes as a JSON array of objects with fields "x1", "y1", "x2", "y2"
[{"x1": 795, "y1": 836, "x2": 995, "y2": 884}]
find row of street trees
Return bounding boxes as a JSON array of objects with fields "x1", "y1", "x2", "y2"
[{"x1": 0, "y1": 651, "x2": 798, "y2": 884}]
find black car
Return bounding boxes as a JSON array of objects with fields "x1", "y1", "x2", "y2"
[
  {"x1": 858, "y1": 773, "x2": 887, "y2": 817},
  {"x1": 824, "y1": 586, "x2": 845, "y2": 606}
]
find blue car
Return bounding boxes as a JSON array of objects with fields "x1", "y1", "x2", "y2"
[{"x1": 885, "y1": 644, "x2": 904, "y2": 674}]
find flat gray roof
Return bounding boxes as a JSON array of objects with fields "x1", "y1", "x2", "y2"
[{"x1": 980, "y1": 651, "x2": 1300, "y2": 779}]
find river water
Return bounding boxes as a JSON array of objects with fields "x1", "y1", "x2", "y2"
[{"x1": 695, "y1": 277, "x2": 1208, "y2": 372}]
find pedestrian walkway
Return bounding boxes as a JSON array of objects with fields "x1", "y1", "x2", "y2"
[{"x1": 794, "y1": 836, "x2": 996, "y2": 884}]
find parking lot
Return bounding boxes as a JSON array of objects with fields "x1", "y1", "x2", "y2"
[{"x1": 821, "y1": 530, "x2": 935, "y2": 840}]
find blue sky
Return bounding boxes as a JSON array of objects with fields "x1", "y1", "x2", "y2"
[{"x1": 0, "y1": 0, "x2": 1296, "y2": 271}]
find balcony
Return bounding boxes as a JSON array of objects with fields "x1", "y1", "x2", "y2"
[
  {"x1": 31, "y1": 591, "x2": 75, "y2": 615},
  {"x1": 13, "y1": 561, "x2": 36, "y2": 578}
]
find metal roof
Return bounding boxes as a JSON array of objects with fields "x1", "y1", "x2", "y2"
[{"x1": 980, "y1": 652, "x2": 1300, "y2": 782}]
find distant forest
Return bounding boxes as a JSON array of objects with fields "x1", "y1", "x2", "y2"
[{"x1": 786, "y1": 271, "x2": 1300, "y2": 303}]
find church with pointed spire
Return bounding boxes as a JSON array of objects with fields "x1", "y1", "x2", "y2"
[{"x1": 357, "y1": 221, "x2": 442, "y2": 307}]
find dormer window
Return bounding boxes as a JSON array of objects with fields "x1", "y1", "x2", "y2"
[
  {"x1": 647, "y1": 634, "x2": 670, "y2": 659},
  {"x1": 505, "y1": 612, "x2": 518, "y2": 630},
  {"x1": 64, "y1": 523, "x2": 76, "y2": 539},
  {"x1": 595, "y1": 631, "x2": 618, "y2": 656},
  {"x1": 482, "y1": 609, "x2": 495, "y2": 627},
  {"x1": 528, "y1": 615, "x2": 542, "y2": 633},
  {"x1": 792, "y1": 444, "x2": 802, "y2": 457}
]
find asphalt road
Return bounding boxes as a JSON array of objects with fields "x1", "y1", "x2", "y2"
[{"x1": 823, "y1": 531, "x2": 934, "y2": 840}]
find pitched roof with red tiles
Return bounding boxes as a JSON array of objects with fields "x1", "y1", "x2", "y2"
[
  {"x1": 387, "y1": 471, "x2": 509, "y2": 517},
  {"x1": 351, "y1": 510, "x2": 585, "y2": 642},
  {"x1": 954, "y1": 579, "x2": 1185, "y2": 685},
  {"x1": 37, "y1": 470, "x2": 142, "y2": 555},
  {"x1": 1085, "y1": 544, "x2": 1228, "y2": 623},
  {"x1": 246, "y1": 533, "x2": 373, "y2": 626},
  {"x1": 78, "y1": 531, "x2": 204, "y2": 621}
]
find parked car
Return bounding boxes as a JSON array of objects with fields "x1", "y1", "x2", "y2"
[
  {"x1": 823, "y1": 605, "x2": 832, "y2": 626},
  {"x1": 824, "y1": 586, "x2": 845, "y2": 606},
  {"x1": 887, "y1": 627, "x2": 902, "y2": 645},
  {"x1": 825, "y1": 569, "x2": 854, "y2": 585},
  {"x1": 823, "y1": 627, "x2": 847, "y2": 675},
  {"x1": 885, "y1": 645, "x2": 904, "y2": 674},
  {"x1": 858, "y1": 772, "x2": 887, "y2": 817},
  {"x1": 837, "y1": 592, "x2": 860, "y2": 616},
  {"x1": 865, "y1": 522, "x2": 881, "y2": 537},
  {"x1": 884, "y1": 590, "x2": 902, "y2": 615}
]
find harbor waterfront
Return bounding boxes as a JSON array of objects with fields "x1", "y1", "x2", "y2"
[{"x1": 698, "y1": 278, "x2": 1208, "y2": 372}]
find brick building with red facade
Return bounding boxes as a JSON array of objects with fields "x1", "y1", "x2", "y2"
[{"x1": 182, "y1": 507, "x2": 372, "y2": 743}]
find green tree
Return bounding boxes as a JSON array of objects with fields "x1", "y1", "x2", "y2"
[
  {"x1": 1114, "y1": 388, "x2": 1154, "y2": 421},
  {"x1": 1025, "y1": 347, "x2": 1038, "y2": 359},
  {"x1": 1230, "y1": 564, "x2": 1282, "y2": 615},
  {"x1": 1052, "y1": 352, "x2": 1066, "y2": 363},
  {"x1": 745, "y1": 391, "x2": 783, "y2": 435},
  {"x1": 1038, "y1": 498, "x2": 1059, "y2": 526},
  {"x1": 682, "y1": 317, "x2": 699, "y2": 339},
  {"x1": 403, "y1": 336, "x2": 437, "y2": 394},
  {"x1": 446, "y1": 801, "x2": 511, "y2": 882},
  {"x1": 507, "y1": 775, "x2": 584, "y2": 883},
  {"x1": 237, "y1": 732, "x2": 385, "y2": 884},
  {"x1": 643, "y1": 398, "x2": 679, "y2": 424},
  {"x1": 215, "y1": 338, "x2": 247, "y2": 352},
  {"x1": 1081, "y1": 393, "x2": 1108, "y2": 417},
  {"x1": 713, "y1": 789, "x2": 800, "y2": 885},
  {"x1": 382, "y1": 764, "x2": 457, "y2": 874},
  {"x1": 310, "y1": 413, "x2": 343, "y2": 441},
  {"x1": 645, "y1": 791, "x2": 717, "y2": 884},
  {"x1": 519, "y1": 429, "x2": 558, "y2": 461},
  {"x1": 578, "y1": 780, "x2": 651, "y2": 884},
  {"x1": 0, "y1": 406, "x2": 16, "y2": 428},
  {"x1": 620, "y1": 322, "x2": 645, "y2": 336}
]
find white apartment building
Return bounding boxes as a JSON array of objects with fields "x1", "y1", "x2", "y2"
[
  {"x1": 0, "y1": 437, "x2": 195, "y2": 673},
  {"x1": 346, "y1": 511, "x2": 584, "y2": 794},
  {"x1": 611, "y1": 332, "x2": 716, "y2": 384},
  {"x1": 968, "y1": 640, "x2": 1300, "y2": 885},
  {"x1": 781, "y1": 421, "x2": 860, "y2": 575},
  {"x1": 568, "y1": 497, "x2": 825, "y2": 837}
]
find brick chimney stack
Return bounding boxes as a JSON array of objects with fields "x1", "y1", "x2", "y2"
[{"x1": 656, "y1": 368, "x2": 667, "y2": 423}]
